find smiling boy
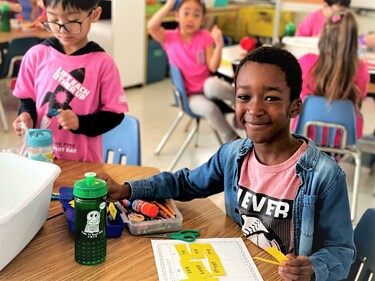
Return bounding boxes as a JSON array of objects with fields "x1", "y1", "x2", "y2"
[{"x1": 99, "y1": 47, "x2": 355, "y2": 281}]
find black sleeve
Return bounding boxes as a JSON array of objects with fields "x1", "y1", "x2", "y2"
[
  {"x1": 71, "y1": 111, "x2": 124, "y2": 137},
  {"x1": 19, "y1": 98, "x2": 37, "y2": 128}
]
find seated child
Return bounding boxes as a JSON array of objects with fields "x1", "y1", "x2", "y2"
[
  {"x1": 296, "y1": 0, "x2": 350, "y2": 37},
  {"x1": 99, "y1": 46, "x2": 355, "y2": 281}
]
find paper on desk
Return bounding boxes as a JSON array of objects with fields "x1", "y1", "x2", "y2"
[{"x1": 151, "y1": 237, "x2": 264, "y2": 281}]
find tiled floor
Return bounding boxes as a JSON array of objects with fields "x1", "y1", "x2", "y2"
[{"x1": 0, "y1": 78, "x2": 374, "y2": 225}]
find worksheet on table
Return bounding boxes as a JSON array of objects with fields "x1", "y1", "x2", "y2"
[{"x1": 151, "y1": 237, "x2": 264, "y2": 281}]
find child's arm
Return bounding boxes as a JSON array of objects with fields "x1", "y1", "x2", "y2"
[
  {"x1": 365, "y1": 33, "x2": 375, "y2": 48},
  {"x1": 206, "y1": 25, "x2": 224, "y2": 73},
  {"x1": 0, "y1": 1, "x2": 22, "y2": 13},
  {"x1": 147, "y1": 0, "x2": 175, "y2": 45},
  {"x1": 67, "y1": 111, "x2": 124, "y2": 137}
]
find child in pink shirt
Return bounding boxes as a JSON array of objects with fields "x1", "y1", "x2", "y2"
[
  {"x1": 148, "y1": 0, "x2": 238, "y2": 142},
  {"x1": 293, "y1": 10, "x2": 369, "y2": 142},
  {"x1": 12, "y1": 0, "x2": 128, "y2": 162},
  {"x1": 296, "y1": 0, "x2": 350, "y2": 37}
]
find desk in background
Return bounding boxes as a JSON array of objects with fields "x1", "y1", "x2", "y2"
[
  {"x1": 0, "y1": 26, "x2": 51, "y2": 43},
  {"x1": 0, "y1": 160, "x2": 282, "y2": 280}
]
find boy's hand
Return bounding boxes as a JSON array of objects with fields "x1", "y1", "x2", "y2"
[
  {"x1": 211, "y1": 25, "x2": 224, "y2": 48},
  {"x1": 96, "y1": 173, "x2": 130, "y2": 202},
  {"x1": 278, "y1": 254, "x2": 315, "y2": 281},
  {"x1": 57, "y1": 109, "x2": 79, "y2": 131},
  {"x1": 12, "y1": 112, "x2": 33, "y2": 136}
]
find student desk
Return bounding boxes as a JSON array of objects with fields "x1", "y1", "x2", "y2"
[
  {"x1": 0, "y1": 26, "x2": 51, "y2": 43},
  {"x1": 0, "y1": 160, "x2": 282, "y2": 280}
]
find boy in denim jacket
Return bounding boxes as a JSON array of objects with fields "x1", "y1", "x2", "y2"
[{"x1": 99, "y1": 47, "x2": 355, "y2": 281}]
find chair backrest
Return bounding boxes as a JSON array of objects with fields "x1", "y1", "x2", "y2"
[
  {"x1": 0, "y1": 36, "x2": 41, "y2": 78},
  {"x1": 294, "y1": 95, "x2": 357, "y2": 147},
  {"x1": 169, "y1": 63, "x2": 200, "y2": 119},
  {"x1": 102, "y1": 115, "x2": 141, "y2": 165},
  {"x1": 345, "y1": 208, "x2": 375, "y2": 281},
  {"x1": 169, "y1": 63, "x2": 234, "y2": 118}
]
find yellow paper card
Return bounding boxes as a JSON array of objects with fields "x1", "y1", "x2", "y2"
[
  {"x1": 189, "y1": 243, "x2": 206, "y2": 259},
  {"x1": 254, "y1": 247, "x2": 288, "y2": 265},
  {"x1": 208, "y1": 257, "x2": 226, "y2": 276},
  {"x1": 201, "y1": 244, "x2": 219, "y2": 259},
  {"x1": 175, "y1": 244, "x2": 193, "y2": 260},
  {"x1": 180, "y1": 260, "x2": 212, "y2": 279},
  {"x1": 266, "y1": 248, "x2": 288, "y2": 263},
  {"x1": 253, "y1": 256, "x2": 282, "y2": 265}
]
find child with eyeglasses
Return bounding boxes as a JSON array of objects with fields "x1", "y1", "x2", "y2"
[
  {"x1": 296, "y1": 0, "x2": 350, "y2": 37},
  {"x1": 12, "y1": 0, "x2": 128, "y2": 162}
]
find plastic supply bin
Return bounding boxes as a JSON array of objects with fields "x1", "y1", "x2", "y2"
[
  {"x1": 0, "y1": 152, "x2": 61, "y2": 271},
  {"x1": 59, "y1": 187, "x2": 126, "y2": 238},
  {"x1": 147, "y1": 40, "x2": 167, "y2": 84},
  {"x1": 124, "y1": 199, "x2": 183, "y2": 235},
  {"x1": 246, "y1": 7, "x2": 292, "y2": 38}
]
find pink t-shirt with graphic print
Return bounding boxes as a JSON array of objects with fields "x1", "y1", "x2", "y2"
[
  {"x1": 237, "y1": 140, "x2": 307, "y2": 254},
  {"x1": 13, "y1": 44, "x2": 128, "y2": 162},
  {"x1": 163, "y1": 28, "x2": 214, "y2": 95},
  {"x1": 296, "y1": 9, "x2": 326, "y2": 37}
]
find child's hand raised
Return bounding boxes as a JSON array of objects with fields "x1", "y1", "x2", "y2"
[
  {"x1": 278, "y1": 254, "x2": 315, "y2": 281},
  {"x1": 57, "y1": 109, "x2": 79, "y2": 131},
  {"x1": 210, "y1": 25, "x2": 224, "y2": 48}
]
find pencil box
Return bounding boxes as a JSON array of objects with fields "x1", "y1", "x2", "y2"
[
  {"x1": 58, "y1": 186, "x2": 126, "y2": 238},
  {"x1": 124, "y1": 199, "x2": 183, "y2": 236}
]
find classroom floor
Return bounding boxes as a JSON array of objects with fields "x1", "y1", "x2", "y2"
[{"x1": 0, "y1": 78, "x2": 374, "y2": 225}]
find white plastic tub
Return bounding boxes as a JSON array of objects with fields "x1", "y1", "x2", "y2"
[
  {"x1": 282, "y1": 36, "x2": 319, "y2": 59},
  {"x1": 0, "y1": 153, "x2": 61, "y2": 271}
]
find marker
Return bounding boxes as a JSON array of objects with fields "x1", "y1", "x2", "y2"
[
  {"x1": 121, "y1": 199, "x2": 132, "y2": 208},
  {"x1": 114, "y1": 201, "x2": 127, "y2": 223}
]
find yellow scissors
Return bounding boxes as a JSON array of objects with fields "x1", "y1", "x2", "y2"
[{"x1": 144, "y1": 229, "x2": 200, "y2": 242}]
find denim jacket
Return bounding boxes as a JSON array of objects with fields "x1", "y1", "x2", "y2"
[{"x1": 128, "y1": 135, "x2": 355, "y2": 280}]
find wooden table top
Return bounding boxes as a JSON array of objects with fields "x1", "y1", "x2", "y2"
[
  {"x1": 0, "y1": 160, "x2": 281, "y2": 280},
  {"x1": 0, "y1": 26, "x2": 51, "y2": 43}
]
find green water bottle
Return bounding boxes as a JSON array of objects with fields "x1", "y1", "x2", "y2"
[
  {"x1": 0, "y1": 2, "x2": 11, "y2": 32},
  {"x1": 73, "y1": 172, "x2": 107, "y2": 265}
]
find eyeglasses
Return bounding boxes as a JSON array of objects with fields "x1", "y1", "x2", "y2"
[{"x1": 42, "y1": 9, "x2": 95, "y2": 34}]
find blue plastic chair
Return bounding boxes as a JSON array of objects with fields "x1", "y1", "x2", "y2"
[
  {"x1": 357, "y1": 133, "x2": 375, "y2": 195},
  {"x1": 155, "y1": 63, "x2": 234, "y2": 171},
  {"x1": 345, "y1": 208, "x2": 375, "y2": 281},
  {"x1": 0, "y1": 36, "x2": 41, "y2": 78},
  {"x1": 102, "y1": 115, "x2": 141, "y2": 166},
  {"x1": 294, "y1": 95, "x2": 361, "y2": 221},
  {"x1": 0, "y1": 37, "x2": 41, "y2": 131}
]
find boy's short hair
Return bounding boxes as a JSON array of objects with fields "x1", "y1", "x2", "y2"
[
  {"x1": 234, "y1": 46, "x2": 302, "y2": 101},
  {"x1": 43, "y1": 0, "x2": 99, "y2": 11},
  {"x1": 325, "y1": 0, "x2": 350, "y2": 7}
]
